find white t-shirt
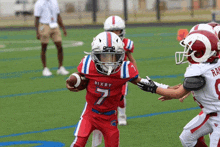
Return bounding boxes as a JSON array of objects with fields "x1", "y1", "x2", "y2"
[
  {"x1": 184, "y1": 60, "x2": 220, "y2": 114},
  {"x1": 34, "y1": 0, "x2": 60, "y2": 24}
]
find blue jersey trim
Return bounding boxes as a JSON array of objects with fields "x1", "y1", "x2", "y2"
[
  {"x1": 123, "y1": 62, "x2": 127, "y2": 78},
  {"x1": 128, "y1": 40, "x2": 132, "y2": 49},
  {"x1": 129, "y1": 74, "x2": 138, "y2": 82},
  {"x1": 84, "y1": 55, "x2": 90, "y2": 74}
]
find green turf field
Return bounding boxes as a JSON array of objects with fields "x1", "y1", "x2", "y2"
[{"x1": 0, "y1": 26, "x2": 209, "y2": 147}]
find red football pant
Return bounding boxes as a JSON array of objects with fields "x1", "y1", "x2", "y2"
[{"x1": 71, "y1": 104, "x2": 119, "y2": 147}]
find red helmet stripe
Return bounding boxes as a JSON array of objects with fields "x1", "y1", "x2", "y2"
[
  {"x1": 194, "y1": 24, "x2": 199, "y2": 30},
  {"x1": 106, "y1": 32, "x2": 112, "y2": 47},
  {"x1": 112, "y1": 16, "x2": 115, "y2": 25}
]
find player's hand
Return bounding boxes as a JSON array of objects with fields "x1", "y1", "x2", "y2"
[
  {"x1": 66, "y1": 81, "x2": 79, "y2": 92},
  {"x1": 168, "y1": 83, "x2": 181, "y2": 89},
  {"x1": 158, "y1": 96, "x2": 173, "y2": 101},
  {"x1": 137, "y1": 76, "x2": 158, "y2": 93},
  {"x1": 63, "y1": 28, "x2": 67, "y2": 37},
  {"x1": 179, "y1": 92, "x2": 191, "y2": 103},
  {"x1": 36, "y1": 33, "x2": 40, "y2": 40}
]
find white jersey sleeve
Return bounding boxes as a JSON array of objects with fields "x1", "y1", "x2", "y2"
[
  {"x1": 184, "y1": 61, "x2": 220, "y2": 114},
  {"x1": 184, "y1": 64, "x2": 206, "y2": 77}
]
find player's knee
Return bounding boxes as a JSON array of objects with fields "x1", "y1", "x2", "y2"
[
  {"x1": 104, "y1": 130, "x2": 119, "y2": 147},
  {"x1": 179, "y1": 131, "x2": 197, "y2": 147},
  {"x1": 179, "y1": 135, "x2": 190, "y2": 147}
]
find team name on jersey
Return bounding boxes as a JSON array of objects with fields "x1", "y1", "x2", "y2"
[
  {"x1": 211, "y1": 66, "x2": 220, "y2": 77},
  {"x1": 94, "y1": 81, "x2": 112, "y2": 87}
]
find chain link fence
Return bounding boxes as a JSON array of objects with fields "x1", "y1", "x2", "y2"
[{"x1": 0, "y1": 0, "x2": 218, "y2": 27}]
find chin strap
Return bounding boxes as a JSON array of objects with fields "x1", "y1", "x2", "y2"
[{"x1": 107, "y1": 66, "x2": 113, "y2": 76}]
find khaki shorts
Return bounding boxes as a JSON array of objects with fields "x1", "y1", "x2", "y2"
[{"x1": 38, "y1": 23, "x2": 62, "y2": 43}]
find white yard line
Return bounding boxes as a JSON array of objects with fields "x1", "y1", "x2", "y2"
[{"x1": 0, "y1": 41, "x2": 83, "y2": 52}]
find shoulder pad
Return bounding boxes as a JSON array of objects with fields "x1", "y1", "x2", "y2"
[
  {"x1": 79, "y1": 55, "x2": 92, "y2": 74},
  {"x1": 183, "y1": 76, "x2": 206, "y2": 91}
]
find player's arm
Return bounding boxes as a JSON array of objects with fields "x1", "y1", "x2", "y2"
[
  {"x1": 126, "y1": 51, "x2": 137, "y2": 69},
  {"x1": 157, "y1": 85, "x2": 190, "y2": 99},
  {"x1": 57, "y1": 14, "x2": 67, "y2": 36},
  {"x1": 34, "y1": 17, "x2": 40, "y2": 40},
  {"x1": 34, "y1": 2, "x2": 42, "y2": 40},
  {"x1": 130, "y1": 76, "x2": 170, "y2": 89},
  {"x1": 137, "y1": 76, "x2": 205, "y2": 100}
]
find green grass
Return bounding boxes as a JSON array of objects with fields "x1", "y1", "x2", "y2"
[{"x1": 0, "y1": 26, "x2": 209, "y2": 147}]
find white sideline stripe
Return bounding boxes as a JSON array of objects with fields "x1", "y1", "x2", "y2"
[{"x1": 0, "y1": 41, "x2": 84, "y2": 52}]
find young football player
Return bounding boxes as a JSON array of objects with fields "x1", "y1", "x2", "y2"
[
  {"x1": 104, "y1": 15, "x2": 137, "y2": 126},
  {"x1": 67, "y1": 32, "x2": 170, "y2": 147},
  {"x1": 138, "y1": 30, "x2": 220, "y2": 147},
  {"x1": 91, "y1": 15, "x2": 136, "y2": 147}
]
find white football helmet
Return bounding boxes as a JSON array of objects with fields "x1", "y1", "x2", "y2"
[
  {"x1": 103, "y1": 15, "x2": 125, "y2": 39},
  {"x1": 189, "y1": 23, "x2": 216, "y2": 34},
  {"x1": 207, "y1": 22, "x2": 219, "y2": 28},
  {"x1": 91, "y1": 32, "x2": 125, "y2": 75},
  {"x1": 175, "y1": 30, "x2": 219, "y2": 65},
  {"x1": 180, "y1": 23, "x2": 217, "y2": 47}
]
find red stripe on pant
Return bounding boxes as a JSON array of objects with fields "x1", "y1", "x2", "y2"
[{"x1": 190, "y1": 115, "x2": 209, "y2": 133}]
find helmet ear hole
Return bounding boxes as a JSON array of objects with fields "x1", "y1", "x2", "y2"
[
  {"x1": 99, "y1": 39, "x2": 101, "y2": 42},
  {"x1": 116, "y1": 39, "x2": 118, "y2": 43}
]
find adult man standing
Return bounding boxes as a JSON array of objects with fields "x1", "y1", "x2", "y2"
[{"x1": 34, "y1": 0, "x2": 69, "y2": 76}]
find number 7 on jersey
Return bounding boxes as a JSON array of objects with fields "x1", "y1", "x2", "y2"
[{"x1": 95, "y1": 88, "x2": 110, "y2": 105}]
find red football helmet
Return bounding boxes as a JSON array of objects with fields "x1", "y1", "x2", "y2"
[
  {"x1": 214, "y1": 25, "x2": 220, "y2": 40},
  {"x1": 189, "y1": 23, "x2": 216, "y2": 34},
  {"x1": 175, "y1": 30, "x2": 219, "y2": 64}
]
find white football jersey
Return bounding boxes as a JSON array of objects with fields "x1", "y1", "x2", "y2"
[{"x1": 184, "y1": 59, "x2": 220, "y2": 114}]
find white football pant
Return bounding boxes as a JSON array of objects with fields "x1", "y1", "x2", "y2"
[{"x1": 179, "y1": 112, "x2": 220, "y2": 147}]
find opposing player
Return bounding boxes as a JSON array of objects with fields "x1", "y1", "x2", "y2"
[
  {"x1": 67, "y1": 32, "x2": 169, "y2": 147},
  {"x1": 138, "y1": 30, "x2": 220, "y2": 147}
]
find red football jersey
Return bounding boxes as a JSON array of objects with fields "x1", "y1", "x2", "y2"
[
  {"x1": 77, "y1": 55, "x2": 138, "y2": 112},
  {"x1": 123, "y1": 38, "x2": 134, "y2": 60}
]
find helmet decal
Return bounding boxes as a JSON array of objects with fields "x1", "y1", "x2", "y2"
[
  {"x1": 112, "y1": 16, "x2": 115, "y2": 25},
  {"x1": 106, "y1": 32, "x2": 112, "y2": 47},
  {"x1": 194, "y1": 24, "x2": 199, "y2": 30}
]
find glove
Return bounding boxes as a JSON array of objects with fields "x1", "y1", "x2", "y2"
[{"x1": 137, "y1": 76, "x2": 158, "y2": 93}]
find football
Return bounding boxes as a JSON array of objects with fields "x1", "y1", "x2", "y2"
[{"x1": 66, "y1": 73, "x2": 89, "y2": 90}]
